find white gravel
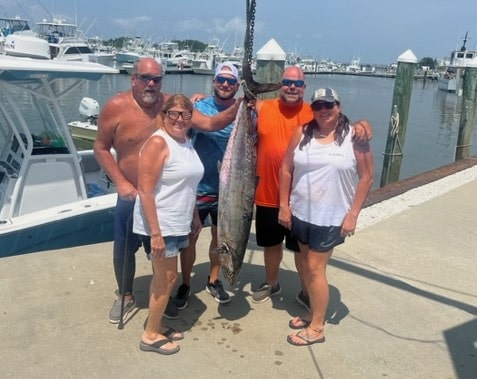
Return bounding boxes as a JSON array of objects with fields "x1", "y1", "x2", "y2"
[{"x1": 357, "y1": 165, "x2": 477, "y2": 230}]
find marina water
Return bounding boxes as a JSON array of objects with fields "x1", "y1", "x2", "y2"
[{"x1": 57, "y1": 73, "x2": 477, "y2": 189}]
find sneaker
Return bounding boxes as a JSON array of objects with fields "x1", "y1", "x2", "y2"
[
  {"x1": 205, "y1": 278, "x2": 231, "y2": 304},
  {"x1": 163, "y1": 297, "x2": 179, "y2": 320},
  {"x1": 172, "y1": 283, "x2": 190, "y2": 310},
  {"x1": 252, "y1": 282, "x2": 282, "y2": 303},
  {"x1": 108, "y1": 297, "x2": 135, "y2": 324},
  {"x1": 296, "y1": 290, "x2": 311, "y2": 312}
]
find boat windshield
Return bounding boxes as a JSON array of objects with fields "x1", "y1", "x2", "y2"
[{"x1": 0, "y1": 78, "x2": 70, "y2": 156}]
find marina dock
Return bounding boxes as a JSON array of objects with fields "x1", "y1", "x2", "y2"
[{"x1": 1, "y1": 160, "x2": 476, "y2": 378}]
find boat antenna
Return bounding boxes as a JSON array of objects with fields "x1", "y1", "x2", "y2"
[{"x1": 460, "y1": 31, "x2": 469, "y2": 51}]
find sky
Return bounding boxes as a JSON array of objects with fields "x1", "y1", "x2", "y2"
[{"x1": 2, "y1": 0, "x2": 477, "y2": 65}]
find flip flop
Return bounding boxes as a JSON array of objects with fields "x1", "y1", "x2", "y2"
[
  {"x1": 162, "y1": 327, "x2": 184, "y2": 341},
  {"x1": 288, "y1": 316, "x2": 311, "y2": 330},
  {"x1": 287, "y1": 329, "x2": 325, "y2": 346},
  {"x1": 139, "y1": 339, "x2": 180, "y2": 355}
]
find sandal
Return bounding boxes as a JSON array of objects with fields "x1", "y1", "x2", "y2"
[
  {"x1": 287, "y1": 326, "x2": 325, "y2": 346},
  {"x1": 162, "y1": 327, "x2": 184, "y2": 341},
  {"x1": 288, "y1": 316, "x2": 311, "y2": 330},
  {"x1": 139, "y1": 339, "x2": 180, "y2": 355}
]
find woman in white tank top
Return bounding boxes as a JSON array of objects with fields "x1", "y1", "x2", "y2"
[
  {"x1": 134, "y1": 94, "x2": 204, "y2": 355},
  {"x1": 278, "y1": 87, "x2": 374, "y2": 347}
]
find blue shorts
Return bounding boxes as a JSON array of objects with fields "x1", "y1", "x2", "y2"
[
  {"x1": 291, "y1": 216, "x2": 345, "y2": 252},
  {"x1": 147, "y1": 235, "x2": 189, "y2": 259}
]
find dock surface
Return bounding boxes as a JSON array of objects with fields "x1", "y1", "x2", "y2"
[{"x1": 1, "y1": 166, "x2": 476, "y2": 379}]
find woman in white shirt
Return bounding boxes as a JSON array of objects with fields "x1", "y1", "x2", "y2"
[
  {"x1": 279, "y1": 88, "x2": 374, "y2": 346},
  {"x1": 134, "y1": 94, "x2": 204, "y2": 355}
]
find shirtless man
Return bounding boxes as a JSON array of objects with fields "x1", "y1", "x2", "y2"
[{"x1": 94, "y1": 57, "x2": 240, "y2": 324}]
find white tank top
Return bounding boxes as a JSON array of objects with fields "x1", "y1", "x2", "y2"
[
  {"x1": 133, "y1": 129, "x2": 204, "y2": 236},
  {"x1": 290, "y1": 125, "x2": 357, "y2": 226}
]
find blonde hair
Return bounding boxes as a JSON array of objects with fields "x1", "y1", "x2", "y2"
[{"x1": 162, "y1": 94, "x2": 193, "y2": 113}]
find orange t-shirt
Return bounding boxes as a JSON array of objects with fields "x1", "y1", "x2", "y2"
[{"x1": 255, "y1": 99, "x2": 313, "y2": 207}]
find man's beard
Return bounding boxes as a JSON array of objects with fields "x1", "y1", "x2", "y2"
[
  {"x1": 214, "y1": 89, "x2": 235, "y2": 101},
  {"x1": 142, "y1": 90, "x2": 157, "y2": 105}
]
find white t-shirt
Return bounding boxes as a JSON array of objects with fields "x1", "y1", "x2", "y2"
[{"x1": 290, "y1": 126, "x2": 357, "y2": 226}]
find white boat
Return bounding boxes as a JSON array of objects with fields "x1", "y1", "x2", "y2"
[
  {"x1": 192, "y1": 38, "x2": 222, "y2": 75},
  {"x1": 158, "y1": 41, "x2": 194, "y2": 74},
  {"x1": 68, "y1": 97, "x2": 99, "y2": 143},
  {"x1": 437, "y1": 32, "x2": 477, "y2": 94},
  {"x1": 0, "y1": 56, "x2": 119, "y2": 257},
  {"x1": 1, "y1": 17, "x2": 50, "y2": 59},
  {"x1": 36, "y1": 19, "x2": 94, "y2": 61},
  {"x1": 297, "y1": 58, "x2": 318, "y2": 74}
]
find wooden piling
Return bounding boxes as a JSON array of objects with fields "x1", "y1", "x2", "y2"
[
  {"x1": 380, "y1": 50, "x2": 418, "y2": 187},
  {"x1": 255, "y1": 39, "x2": 286, "y2": 99},
  {"x1": 455, "y1": 64, "x2": 477, "y2": 160}
]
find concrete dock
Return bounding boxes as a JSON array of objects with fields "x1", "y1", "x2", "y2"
[{"x1": 1, "y1": 163, "x2": 476, "y2": 379}]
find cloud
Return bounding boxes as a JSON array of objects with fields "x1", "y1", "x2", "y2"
[{"x1": 111, "y1": 16, "x2": 152, "y2": 32}]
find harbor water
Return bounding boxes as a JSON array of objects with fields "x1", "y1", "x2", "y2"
[{"x1": 59, "y1": 73, "x2": 477, "y2": 188}]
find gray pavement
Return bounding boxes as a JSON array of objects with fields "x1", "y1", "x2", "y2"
[{"x1": 1, "y1": 176, "x2": 476, "y2": 378}]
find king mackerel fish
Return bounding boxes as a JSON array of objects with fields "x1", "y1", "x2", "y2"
[{"x1": 216, "y1": 0, "x2": 281, "y2": 286}]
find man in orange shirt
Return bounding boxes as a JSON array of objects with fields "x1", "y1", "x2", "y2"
[{"x1": 251, "y1": 66, "x2": 371, "y2": 307}]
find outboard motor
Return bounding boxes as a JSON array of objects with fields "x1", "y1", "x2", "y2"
[{"x1": 78, "y1": 97, "x2": 100, "y2": 125}]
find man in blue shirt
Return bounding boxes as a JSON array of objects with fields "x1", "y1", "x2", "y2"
[{"x1": 172, "y1": 62, "x2": 240, "y2": 308}]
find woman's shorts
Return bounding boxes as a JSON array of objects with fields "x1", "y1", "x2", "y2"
[
  {"x1": 147, "y1": 235, "x2": 189, "y2": 259},
  {"x1": 291, "y1": 216, "x2": 345, "y2": 253}
]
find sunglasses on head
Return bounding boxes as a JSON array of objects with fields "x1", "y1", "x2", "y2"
[
  {"x1": 281, "y1": 79, "x2": 305, "y2": 88},
  {"x1": 311, "y1": 101, "x2": 336, "y2": 111},
  {"x1": 164, "y1": 110, "x2": 193, "y2": 121},
  {"x1": 135, "y1": 74, "x2": 163, "y2": 84},
  {"x1": 215, "y1": 76, "x2": 238, "y2": 85}
]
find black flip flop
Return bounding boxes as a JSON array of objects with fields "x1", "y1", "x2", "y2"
[{"x1": 139, "y1": 339, "x2": 180, "y2": 355}]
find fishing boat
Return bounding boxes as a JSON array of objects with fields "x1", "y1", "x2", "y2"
[
  {"x1": 0, "y1": 56, "x2": 118, "y2": 257},
  {"x1": 67, "y1": 97, "x2": 99, "y2": 144},
  {"x1": 35, "y1": 19, "x2": 94, "y2": 61},
  {"x1": 1, "y1": 16, "x2": 50, "y2": 59},
  {"x1": 192, "y1": 38, "x2": 222, "y2": 75},
  {"x1": 437, "y1": 32, "x2": 477, "y2": 93}
]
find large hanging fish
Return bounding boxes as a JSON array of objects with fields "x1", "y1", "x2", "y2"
[{"x1": 216, "y1": 0, "x2": 281, "y2": 285}]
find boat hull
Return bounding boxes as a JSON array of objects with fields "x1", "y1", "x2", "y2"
[
  {"x1": 0, "y1": 195, "x2": 115, "y2": 257},
  {"x1": 68, "y1": 121, "x2": 98, "y2": 142}
]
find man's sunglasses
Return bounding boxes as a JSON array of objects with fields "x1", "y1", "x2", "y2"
[
  {"x1": 281, "y1": 79, "x2": 305, "y2": 88},
  {"x1": 215, "y1": 76, "x2": 238, "y2": 85},
  {"x1": 135, "y1": 74, "x2": 163, "y2": 84},
  {"x1": 311, "y1": 101, "x2": 336, "y2": 111}
]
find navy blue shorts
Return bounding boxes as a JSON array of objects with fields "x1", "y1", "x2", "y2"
[
  {"x1": 291, "y1": 216, "x2": 345, "y2": 252},
  {"x1": 255, "y1": 205, "x2": 299, "y2": 252}
]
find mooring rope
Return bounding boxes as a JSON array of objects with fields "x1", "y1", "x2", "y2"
[{"x1": 383, "y1": 104, "x2": 404, "y2": 157}]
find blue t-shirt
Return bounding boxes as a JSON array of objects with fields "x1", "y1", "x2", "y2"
[{"x1": 191, "y1": 96, "x2": 234, "y2": 195}]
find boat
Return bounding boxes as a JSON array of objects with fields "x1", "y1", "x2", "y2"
[
  {"x1": 158, "y1": 41, "x2": 194, "y2": 74},
  {"x1": 192, "y1": 38, "x2": 222, "y2": 75},
  {"x1": 35, "y1": 19, "x2": 94, "y2": 61},
  {"x1": 68, "y1": 97, "x2": 99, "y2": 144},
  {"x1": 297, "y1": 57, "x2": 318, "y2": 74},
  {"x1": 437, "y1": 32, "x2": 477, "y2": 94},
  {"x1": 1, "y1": 17, "x2": 50, "y2": 59},
  {"x1": 0, "y1": 55, "x2": 119, "y2": 257}
]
